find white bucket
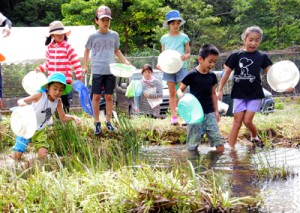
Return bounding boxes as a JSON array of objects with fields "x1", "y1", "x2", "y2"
[
  {"x1": 267, "y1": 60, "x2": 299, "y2": 92},
  {"x1": 109, "y1": 63, "x2": 136, "y2": 78},
  {"x1": 158, "y1": 50, "x2": 183, "y2": 74},
  {"x1": 218, "y1": 100, "x2": 229, "y2": 114}
]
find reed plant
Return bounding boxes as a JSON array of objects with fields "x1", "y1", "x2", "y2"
[
  {"x1": 254, "y1": 151, "x2": 296, "y2": 180},
  {"x1": 0, "y1": 158, "x2": 258, "y2": 212}
]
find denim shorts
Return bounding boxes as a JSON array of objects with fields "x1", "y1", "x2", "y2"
[
  {"x1": 162, "y1": 68, "x2": 188, "y2": 83},
  {"x1": 187, "y1": 113, "x2": 225, "y2": 147},
  {"x1": 233, "y1": 99, "x2": 262, "y2": 113}
]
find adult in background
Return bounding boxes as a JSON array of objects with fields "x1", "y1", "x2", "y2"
[{"x1": 0, "y1": 12, "x2": 12, "y2": 119}]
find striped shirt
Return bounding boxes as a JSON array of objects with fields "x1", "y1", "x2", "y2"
[
  {"x1": 138, "y1": 77, "x2": 163, "y2": 117},
  {"x1": 39, "y1": 40, "x2": 82, "y2": 83}
]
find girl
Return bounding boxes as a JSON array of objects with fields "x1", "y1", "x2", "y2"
[
  {"x1": 12, "y1": 72, "x2": 81, "y2": 160},
  {"x1": 217, "y1": 26, "x2": 272, "y2": 148},
  {"x1": 159, "y1": 10, "x2": 190, "y2": 125},
  {"x1": 135, "y1": 64, "x2": 163, "y2": 118},
  {"x1": 36, "y1": 20, "x2": 83, "y2": 113}
]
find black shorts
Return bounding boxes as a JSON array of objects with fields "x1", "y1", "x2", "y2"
[{"x1": 92, "y1": 74, "x2": 116, "y2": 95}]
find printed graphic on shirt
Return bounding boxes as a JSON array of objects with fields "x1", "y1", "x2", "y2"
[
  {"x1": 40, "y1": 108, "x2": 52, "y2": 128},
  {"x1": 234, "y1": 57, "x2": 255, "y2": 82},
  {"x1": 93, "y1": 39, "x2": 114, "y2": 56}
]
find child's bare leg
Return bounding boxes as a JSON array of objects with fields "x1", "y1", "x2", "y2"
[
  {"x1": 12, "y1": 152, "x2": 23, "y2": 160},
  {"x1": 92, "y1": 94, "x2": 101, "y2": 123},
  {"x1": 167, "y1": 82, "x2": 177, "y2": 117},
  {"x1": 37, "y1": 147, "x2": 48, "y2": 160},
  {"x1": 216, "y1": 145, "x2": 225, "y2": 152},
  {"x1": 242, "y1": 111, "x2": 257, "y2": 137},
  {"x1": 228, "y1": 112, "x2": 244, "y2": 148},
  {"x1": 104, "y1": 94, "x2": 113, "y2": 122}
]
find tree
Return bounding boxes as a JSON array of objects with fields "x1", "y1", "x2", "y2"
[
  {"x1": 11, "y1": 0, "x2": 69, "y2": 26},
  {"x1": 62, "y1": 0, "x2": 165, "y2": 54},
  {"x1": 232, "y1": 0, "x2": 300, "y2": 50}
]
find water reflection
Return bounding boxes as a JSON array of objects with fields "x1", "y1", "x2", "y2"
[{"x1": 140, "y1": 143, "x2": 300, "y2": 212}]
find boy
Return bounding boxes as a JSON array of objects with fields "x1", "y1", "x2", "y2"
[
  {"x1": 177, "y1": 44, "x2": 225, "y2": 152},
  {"x1": 12, "y1": 72, "x2": 81, "y2": 160},
  {"x1": 83, "y1": 5, "x2": 130, "y2": 134}
]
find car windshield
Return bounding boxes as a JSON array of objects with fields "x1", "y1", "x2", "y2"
[{"x1": 132, "y1": 71, "x2": 168, "y2": 89}]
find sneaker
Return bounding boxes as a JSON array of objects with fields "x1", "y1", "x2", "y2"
[
  {"x1": 94, "y1": 122, "x2": 101, "y2": 135},
  {"x1": 187, "y1": 144, "x2": 199, "y2": 151},
  {"x1": 171, "y1": 116, "x2": 178, "y2": 126},
  {"x1": 181, "y1": 120, "x2": 187, "y2": 126},
  {"x1": 106, "y1": 122, "x2": 115, "y2": 131},
  {"x1": 251, "y1": 137, "x2": 264, "y2": 148}
]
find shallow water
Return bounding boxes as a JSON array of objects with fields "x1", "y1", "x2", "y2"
[{"x1": 140, "y1": 143, "x2": 300, "y2": 212}]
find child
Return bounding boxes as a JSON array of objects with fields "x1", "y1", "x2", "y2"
[
  {"x1": 177, "y1": 44, "x2": 225, "y2": 152},
  {"x1": 83, "y1": 5, "x2": 130, "y2": 134},
  {"x1": 217, "y1": 26, "x2": 273, "y2": 148},
  {"x1": 160, "y1": 10, "x2": 190, "y2": 126},
  {"x1": 36, "y1": 20, "x2": 83, "y2": 113},
  {"x1": 0, "y1": 12, "x2": 12, "y2": 119},
  {"x1": 135, "y1": 64, "x2": 163, "y2": 118},
  {"x1": 12, "y1": 72, "x2": 81, "y2": 160}
]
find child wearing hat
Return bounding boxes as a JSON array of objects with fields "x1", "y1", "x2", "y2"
[
  {"x1": 36, "y1": 20, "x2": 83, "y2": 113},
  {"x1": 12, "y1": 72, "x2": 81, "y2": 160},
  {"x1": 83, "y1": 5, "x2": 130, "y2": 134},
  {"x1": 159, "y1": 10, "x2": 191, "y2": 126},
  {"x1": 177, "y1": 44, "x2": 225, "y2": 152}
]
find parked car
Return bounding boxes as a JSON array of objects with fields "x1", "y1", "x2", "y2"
[
  {"x1": 213, "y1": 70, "x2": 275, "y2": 116},
  {"x1": 115, "y1": 69, "x2": 169, "y2": 118}
]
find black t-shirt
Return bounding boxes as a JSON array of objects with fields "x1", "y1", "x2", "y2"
[
  {"x1": 225, "y1": 50, "x2": 272, "y2": 99},
  {"x1": 182, "y1": 69, "x2": 217, "y2": 114}
]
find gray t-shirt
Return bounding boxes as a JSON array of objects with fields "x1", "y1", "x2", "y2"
[{"x1": 85, "y1": 30, "x2": 120, "y2": 75}]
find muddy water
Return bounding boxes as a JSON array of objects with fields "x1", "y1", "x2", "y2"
[{"x1": 140, "y1": 143, "x2": 300, "y2": 212}]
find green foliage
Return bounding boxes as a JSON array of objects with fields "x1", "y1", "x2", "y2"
[{"x1": 11, "y1": 0, "x2": 69, "y2": 26}]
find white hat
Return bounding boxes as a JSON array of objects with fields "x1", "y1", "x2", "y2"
[
  {"x1": 158, "y1": 50, "x2": 183, "y2": 74},
  {"x1": 22, "y1": 71, "x2": 47, "y2": 95},
  {"x1": 10, "y1": 105, "x2": 37, "y2": 139},
  {"x1": 267, "y1": 60, "x2": 300, "y2": 92},
  {"x1": 48, "y1": 21, "x2": 71, "y2": 36}
]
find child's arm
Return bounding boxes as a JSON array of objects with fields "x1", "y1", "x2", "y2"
[
  {"x1": 17, "y1": 93, "x2": 42, "y2": 106},
  {"x1": 114, "y1": 49, "x2": 130, "y2": 65},
  {"x1": 36, "y1": 50, "x2": 49, "y2": 72},
  {"x1": 211, "y1": 85, "x2": 220, "y2": 122},
  {"x1": 181, "y1": 42, "x2": 190, "y2": 61},
  {"x1": 177, "y1": 83, "x2": 187, "y2": 100},
  {"x1": 83, "y1": 48, "x2": 90, "y2": 75},
  {"x1": 218, "y1": 65, "x2": 232, "y2": 100},
  {"x1": 67, "y1": 45, "x2": 83, "y2": 81},
  {"x1": 56, "y1": 99, "x2": 81, "y2": 123}
]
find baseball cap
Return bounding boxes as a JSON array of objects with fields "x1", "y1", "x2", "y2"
[{"x1": 96, "y1": 5, "x2": 112, "y2": 19}]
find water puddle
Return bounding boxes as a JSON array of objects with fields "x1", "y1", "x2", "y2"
[{"x1": 140, "y1": 143, "x2": 300, "y2": 212}]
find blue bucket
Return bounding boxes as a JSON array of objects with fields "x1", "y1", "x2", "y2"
[{"x1": 178, "y1": 93, "x2": 204, "y2": 124}]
